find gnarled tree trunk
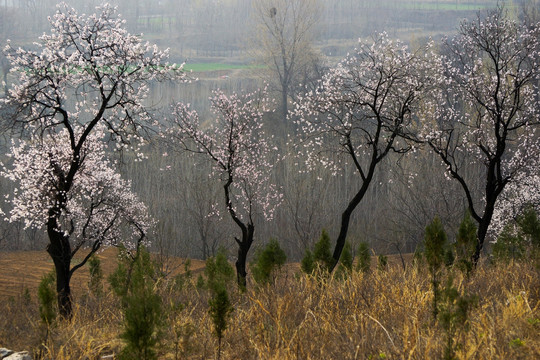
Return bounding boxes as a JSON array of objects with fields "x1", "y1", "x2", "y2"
[
  {"x1": 235, "y1": 223, "x2": 254, "y2": 289},
  {"x1": 46, "y1": 215, "x2": 73, "y2": 318}
]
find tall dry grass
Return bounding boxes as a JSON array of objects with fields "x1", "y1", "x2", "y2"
[{"x1": 1, "y1": 260, "x2": 538, "y2": 359}]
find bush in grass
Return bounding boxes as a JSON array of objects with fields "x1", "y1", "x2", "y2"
[
  {"x1": 109, "y1": 246, "x2": 164, "y2": 360},
  {"x1": 495, "y1": 224, "x2": 528, "y2": 261},
  {"x1": 455, "y1": 211, "x2": 477, "y2": 275},
  {"x1": 38, "y1": 270, "x2": 56, "y2": 326},
  {"x1": 444, "y1": 247, "x2": 455, "y2": 268},
  {"x1": 196, "y1": 274, "x2": 206, "y2": 289},
  {"x1": 301, "y1": 229, "x2": 333, "y2": 275},
  {"x1": 377, "y1": 254, "x2": 388, "y2": 271},
  {"x1": 251, "y1": 238, "x2": 287, "y2": 285},
  {"x1": 22, "y1": 287, "x2": 31, "y2": 305},
  {"x1": 172, "y1": 319, "x2": 195, "y2": 360},
  {"x1": 424, "y1": 216, "x2": 448, "y2": 318},
  {"x1": 108, "y1": 245, "x2": 131, "y2": 299},
  {"x1": 172, "y1": 260, "x2": 192, "y2": 293},
  {"x1": 413, "y1": 247, "x2": 424, "y2": 268},
  {"x1": 205, "y1": 248, "x2": 235, "y2": 292},
  {"x1": 335, "y1": 241, "x2": 354, "y2": 280},
  {"x1": 340, "y1": 241, "x2": 354, "y2": 271},
  {"x1": 516, "y1": 205, "x2": 540, "y2": 264},
  {"x1": 203, "y1": 249, "x2": 236, "y2": 359},
  {"x1": 313, "y1": 229, "x2": 333, "y2": 271},
  {"x1": 208, "y1": 287, "x2": 234, "y2": 360},
  {"x1": 492, "y1": 224, "x2": 525, "y2": 263},
  {"x1": 183, "y1": 258, "x2": 192, "y2": 279},
  {"x1": 88, "y1": 254, "x2": 103, "y2": 296},
  {"x1": 438, "y1": 275, "x2": 477, "y2": 360},
  {"x1": 356, "y1": 241, "x2": 371, "y2": 273},
  {"x1": 425, "y1": 217, "x2": 448, "y2": 272},
  {"x1": 492, "y1": 205, "x2": 540, "y2": 264},
  {"x1": 300, "y1": 249, "x2": 315, "y2": 274}
]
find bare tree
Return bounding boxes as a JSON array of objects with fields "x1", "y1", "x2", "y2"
[{"x1": 251, "y1": 0, "x2": 322, "y2": 122}]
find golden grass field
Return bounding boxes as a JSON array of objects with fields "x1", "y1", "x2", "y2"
[{"x1": 0, "y1": 250, "x2": 539, "y2": 359}]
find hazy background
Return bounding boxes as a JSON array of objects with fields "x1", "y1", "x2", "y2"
[{"x1": 0, "y1": 0, "x2": 532, "y2": 261}]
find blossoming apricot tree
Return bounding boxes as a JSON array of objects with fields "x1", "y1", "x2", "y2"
[
  {"x1": 422, "y1": 6, "x2": 540, "y2": 265},
  {"x1": 165, "y1": 89, "x2": 282, "y2": 288},
  {"x1": 0, "y1": 2, "x2": 184, "y2": 316},
  {"x1": 292, "y1": 33, "x2": 430, "y2": 271},
  {"x1": 2, "y1": 128, "x2": 153, "y2": 314}
]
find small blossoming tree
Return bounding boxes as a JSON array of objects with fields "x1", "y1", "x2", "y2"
[
  {"x1": 166, "y1": 89, "x2": 282, "y2": 288},
  {"x1": 292, "y1": 33, "x2": 429, "y2": 271},
  {"x1": 0, "y1": 2, "x2": 184, "y2": 317}
]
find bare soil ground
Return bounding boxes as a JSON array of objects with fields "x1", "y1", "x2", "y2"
[{"x1": 0, "y1": 248, "x2": 207, "y2": 300}]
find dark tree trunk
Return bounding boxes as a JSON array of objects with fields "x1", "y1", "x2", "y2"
[
  {"x1": 330, "y1": 166, "x2": 375, "y2": 272},
  {"x1": 46, "y1": 216, "x2": 73, "y2": 318},
  {"x1": 43, "y1": 141, "x2": 82, "y2": 318},
  {"x1": 472, "y1": 201, "x2": 496, "y2": 267},
  {"x1": 223, "y1": 174, "x2": 256, "y2": 289},
  {"x1": 235, "y1": 223, "x2": 254, "y2": 289},
  {"x1": 472, "y1": 225, "x2": 487, "y2": 267}
]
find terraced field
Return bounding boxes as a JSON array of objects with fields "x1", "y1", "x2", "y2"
[{"x1": 0, "y1": 248, "x2": 206, "y2": 301}]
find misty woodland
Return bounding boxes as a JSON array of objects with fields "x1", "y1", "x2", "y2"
[{"x1": 0, "y1": 1, "x2": 539, "y2": 359}]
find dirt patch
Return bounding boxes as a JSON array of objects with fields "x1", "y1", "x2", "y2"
[{"x1": 0, "y1": 248, "x2": 206, "y2": 300}]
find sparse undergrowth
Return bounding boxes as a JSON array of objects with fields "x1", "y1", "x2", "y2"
[{"x1": 1, "y1": 260, "x2": 539, "y2": 359}]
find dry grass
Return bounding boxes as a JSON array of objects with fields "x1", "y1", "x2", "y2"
[{"x1": 0, "y1": 254, "x2": 539, "y2": 359}]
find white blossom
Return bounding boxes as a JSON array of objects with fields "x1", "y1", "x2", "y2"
[
  {"x1": 1, "y1": 126, "x2": 154, "y2": 251},
  {"x1": 166, "y1": 87, "x2": 282, "y2": 225},
  {"x1": 420, "y1": 7, "x2": 540, "y2": 251}
]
